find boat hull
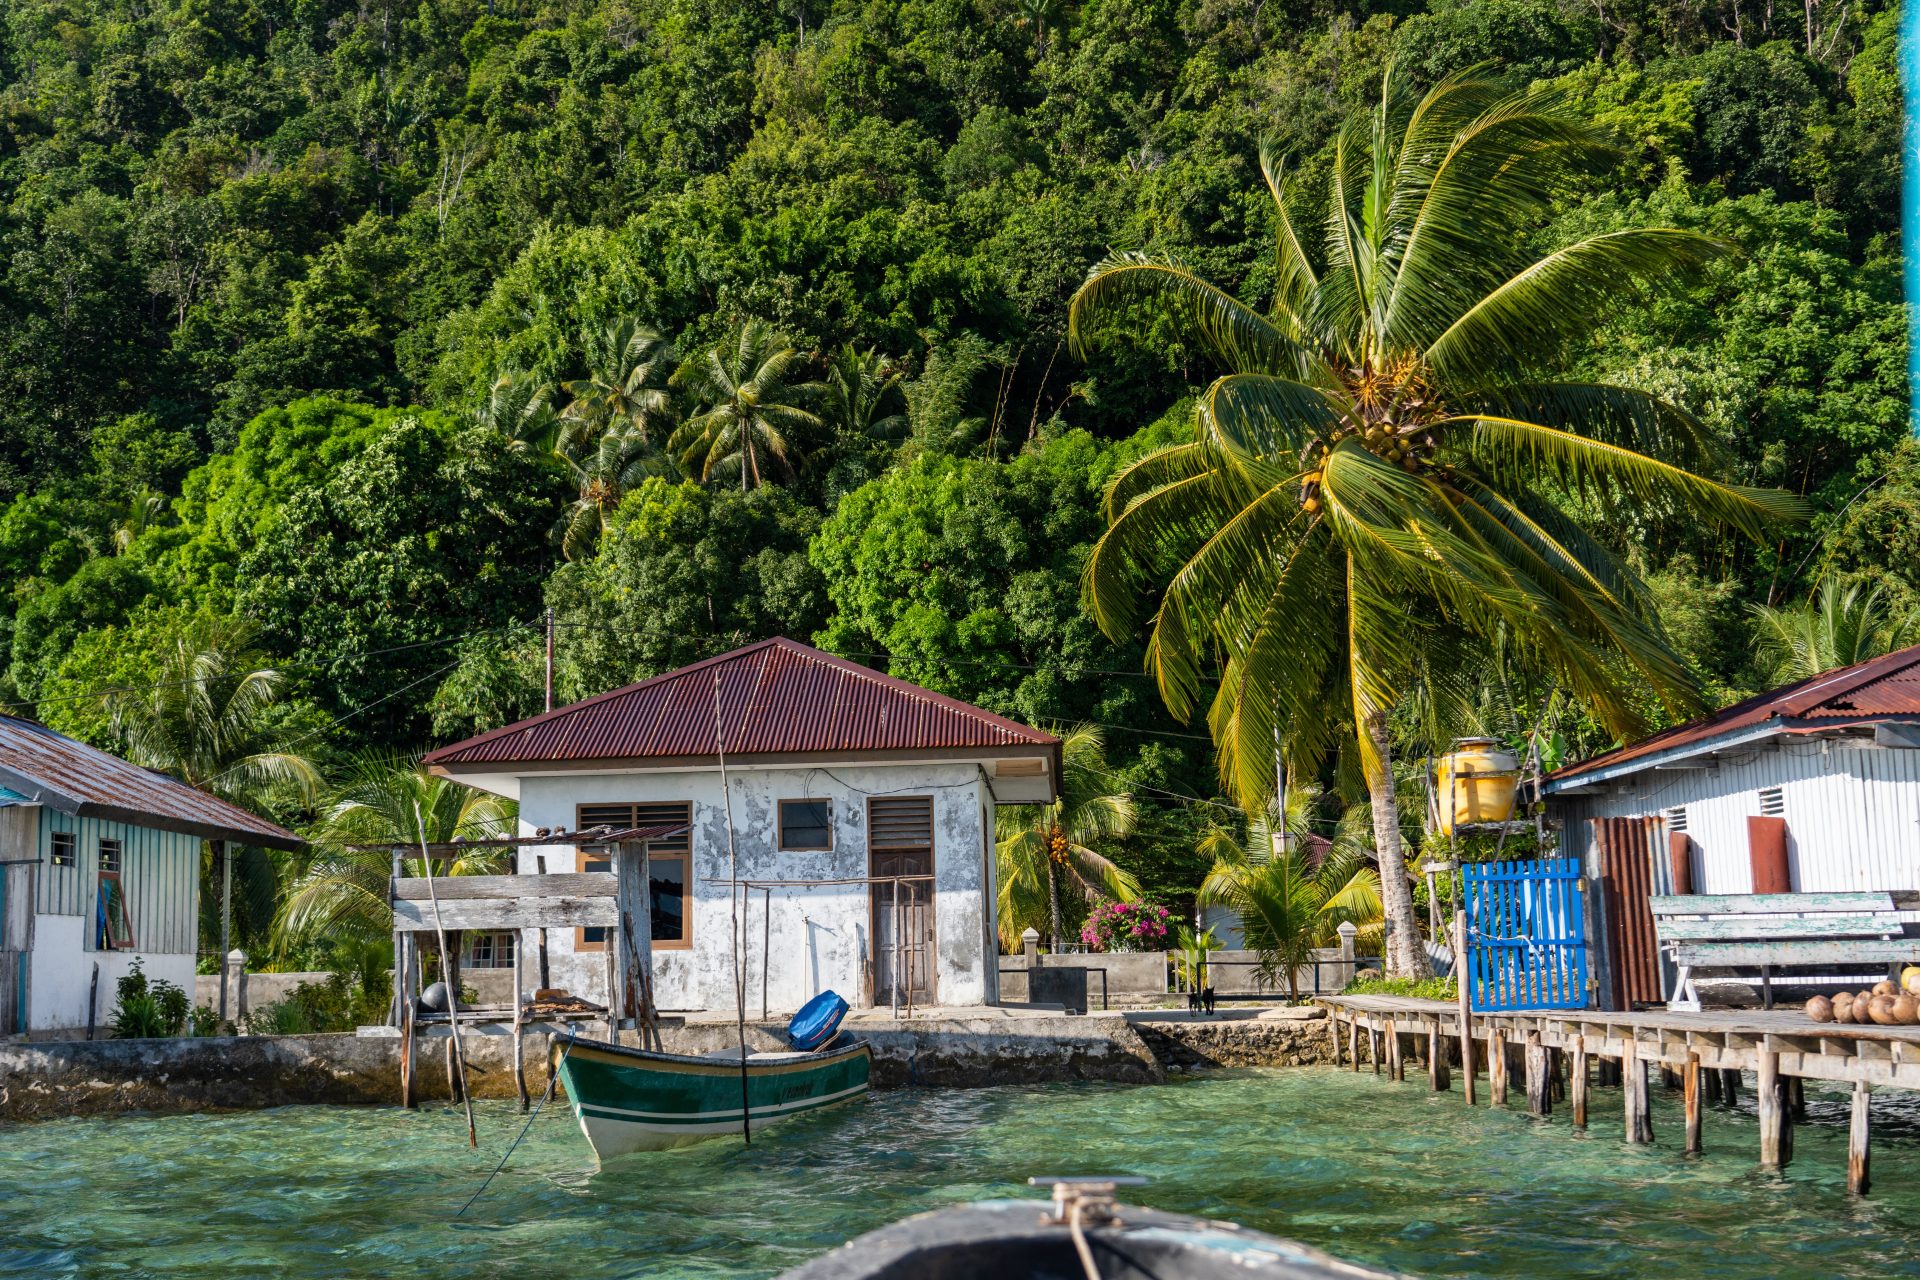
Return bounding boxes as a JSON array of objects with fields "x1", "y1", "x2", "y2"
[{"x1": 552, "y1": 1036, "x2": 871, "y2": 1159}]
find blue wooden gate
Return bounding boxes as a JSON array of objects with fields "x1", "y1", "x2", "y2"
[{"x1": 1463, "y1": 857, "x2": 1588, "y2": 1012}]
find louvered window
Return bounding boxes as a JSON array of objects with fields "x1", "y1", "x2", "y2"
[
  {"x1": 574, "y1": 802, "x2": 691, "y2": 951},
  {"x1": 1666, "y1": 806, "x2": 1688, "y2": 833},
  {"x1": 869, "y1": 797, "x2": 934, "y2": 851},
  {"x1": 1758, "y1": 787, "x2": 1785, "y2": 817}
]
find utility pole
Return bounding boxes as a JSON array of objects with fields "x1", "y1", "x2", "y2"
[{"x1": 544, "y1": 607, "x2": 555, "y2": 712}]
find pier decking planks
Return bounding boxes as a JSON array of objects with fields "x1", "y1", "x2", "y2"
[{"x1": 1318, "y1": 993, "x2": 1920, "y2": 1194}]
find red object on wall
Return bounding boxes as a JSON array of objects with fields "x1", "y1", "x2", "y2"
[
  {"x1": 1748, "y1": 815, "x2": 1791, "y2": 893},
  {"x1": 1594, "y1": 817, "x2": 1662, "y2": 1010},
  {"x1": 1668, "y1": 830, "x2": 1695, "y2": 896}
]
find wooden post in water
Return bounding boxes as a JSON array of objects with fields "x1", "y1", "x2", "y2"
[
  {"x1": 1719, "y1": 1067, "x2": 1740, "y2": 1106},
  {"x1": 1489, "y1": 1029, "x2": 1509, "y2": 1107},
  {"x1": 1348, "y1": 1015, "x2": 1360, "y2": 1072},
  {"x1": 1332, "y1": 1012, "x2": 1344, "y2": 1067},
  {"x1": 1453, "y1": 911, "x2": 1475, "y2": 1106},
  {"x1": 1788, "y1": 1075, "x2": 1807, "y2": 1123},
  {"x1": 1369, "y1": 1021, "x2": 1380, "y2": 1075},
  {"x1": 511, "y1": 943, "x2": 529, "y2": 1113},
  {"x1": 1847, "y1": 1082, "x2": 1871, "y2": 1196},
  {"x1": 1570, "y1": 1035, "x2": 1588, "y2": 1130},
  {"x1": 1703, "y1": 1064, "x2": 1723, "y2": 1107},
  {"x1": 1683, "y1": 1052, "x2": 1702, "y2": 1156},
  {"x1": 1388, "y1": 1019, "x2": 1405, "y2": 1082},
  {"x1": 1623, "y1": 1039, "x2": 1653, "y2": 1144},
  {"x1": 1524, "y1": 1031, "x2": 1550, "y2": 1118},
  {"x1": 1428, "y1": 1023, "x2": 1450, "y2": 1092},
  {"x1": 399, "y1": 942, "x2": 416, "y2": 1109},
  {"x1": 1757, "y1": 1049, "x2": 1789, "y2": 1169}
]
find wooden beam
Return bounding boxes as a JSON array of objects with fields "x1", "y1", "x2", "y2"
[
  {"x1": 1670, "y1": 939, "x2": 1917, "y2": 966},
  {"x1": 1656, "y1": 915, "x2": 1892, "y2": 941},
  {"x1": 1650, "y1": 891, "x2": 1895, "y2": 915},
  {"x1": 1683, "y1": 1052, "x2": 1702, "y2": 1156},
  {"x1": 394, "y1": 872, "x2": 616, "y2": 900},
  {"x1": 1848, "y1": 1082, "x2": 1871, "y2": 1196},
  {"x1": 393, "y1": 896, "x2": 617, "y2": 932}
]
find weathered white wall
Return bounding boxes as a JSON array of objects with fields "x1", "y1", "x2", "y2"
[
  {"x1": 1557, "y1": 738, "x2": 1920, "y2": 899},
  {"x1": 514, "y1": 763, "x2": 994, "y2": 1014},
  {"x1": 27, "y1": 914, "x2": 196, "y2": 1032}
]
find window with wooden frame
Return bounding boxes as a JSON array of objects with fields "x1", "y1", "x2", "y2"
[
  {"x1": 95, "y1": 837, "x2": 134, "y2": 951},
  {"x1": 49, "y1": 831, "x2": 75, "y2": 867},
  {"x1": 778, "y1": 799, "x2": 832, "y2": 851},
  {"x1": 868, "y1": 796, "x2": 934, "y2": 852},
  {"x1": 574, "y1": 802, "x2": 692, "y2": 952}
]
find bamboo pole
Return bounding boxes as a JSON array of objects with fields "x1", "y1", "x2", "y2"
[
  {"x1": 1453, "y1": 911, "x2": 1475, "y2": 1106},
  {"x1": 512, "y1": 943, "x2": 529, "y2": 1113},
  {"x1": 414, "y1": 801, "x2": 477, "y2": 1149},
  {"x1": 712, "y1": 670, "x2": 751, "y2": 1145},
  {"x1": 1683, "y1": 1052, "x2": 1702, "y2": 1156},
  {"x1": 1848, "y1": 1082, "x2": 1871, "y2": 1196},
  {"x1": 399, "y1": 941, "x2": 416, "y2": 1109}
]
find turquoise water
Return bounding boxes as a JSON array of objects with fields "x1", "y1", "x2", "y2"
[{"x1": 3, "y1": 1068, "x2": 1919, "y2": 1278}]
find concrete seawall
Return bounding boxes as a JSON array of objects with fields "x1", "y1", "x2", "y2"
[{"x1": 0, "y1": 1008, "x2": 1332, "y2": 1121}]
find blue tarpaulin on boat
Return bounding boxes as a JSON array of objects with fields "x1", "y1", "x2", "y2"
[{"x1": 788, "y1": 991, "x2": 849, "y2": 1050}]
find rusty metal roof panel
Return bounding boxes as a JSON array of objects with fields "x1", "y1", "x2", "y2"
[
  {"x1": 424, "y1": 637, "x2": 1058, "y2": 768},
  {"x1": 1550, "y1": 643, "x2": 1920, "y2": 785},
  {"x1": 0, "y1": 716, "x2": 303, "y2": 850}
]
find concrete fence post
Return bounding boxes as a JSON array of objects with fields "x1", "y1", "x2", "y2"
[
  {"x1": 1337, "y1": 921, "x2": 1358, "y2": 988},
  {"x1": 225, "y1": 950, "x2": 248, "y2": 1026},
  {"x1": 1022, "y1": 928, "x2": 1040, "y2": 965}
]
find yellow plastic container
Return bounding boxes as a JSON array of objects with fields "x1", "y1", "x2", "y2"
[{"x1": 1435, "y1": 737, "x2": 1520, "y2": 835}]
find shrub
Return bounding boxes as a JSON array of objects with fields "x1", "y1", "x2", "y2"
[
  {"x1": 1081, "y1": 900, "x2": 1174, "y2": 952},
  {"x1": 109, "y1": 960, "x2": 193, "y2": 1037},
  {"x1": 1345, "y1": 969, "x2": 1459, "y2": 1001}
]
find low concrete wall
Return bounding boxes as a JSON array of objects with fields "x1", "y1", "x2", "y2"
[
  {"x1": 192, "y1": 970, "x2": 517, "y2": 1018},
  {"x1": 997, "y1": 952, "x2": 1168, "y2": 1004}
]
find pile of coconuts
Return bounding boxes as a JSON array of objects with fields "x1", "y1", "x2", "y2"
[{"x1": 1806, "y1": 966, "x2": 1920, "y2": 1025}]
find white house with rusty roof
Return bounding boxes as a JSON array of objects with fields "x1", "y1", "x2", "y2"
[
  {"x1": 423, "y1": 637, "x2": 1060, "y2": 1015},
  {"x1": 0, "y1": 716, "x2": 302, "y2": 1035}
]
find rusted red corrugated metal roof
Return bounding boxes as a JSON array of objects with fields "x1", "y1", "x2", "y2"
[
  {"x1": 0, "y1": 716, "x2": 303, "y2": 850},
  {"x1": 1550, "y1": 642, "x2": 1920, "y2": 785},
  {"x1": 423, "y1": 637, "x2": 1059, "y2": 768}
]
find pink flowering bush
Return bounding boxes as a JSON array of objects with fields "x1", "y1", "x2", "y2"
[{"x1": 1081, "y1": 900, "x2": 1173, "y2": 952}]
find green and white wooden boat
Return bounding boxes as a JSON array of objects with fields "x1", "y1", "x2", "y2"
[{"x1": 552, "y1": 1034, "x2": 872, "y2": 1159}]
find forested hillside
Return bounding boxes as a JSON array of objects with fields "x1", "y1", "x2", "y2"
[{"x1": 0, "y1": 0, "x2": 1909, "y2": 929}]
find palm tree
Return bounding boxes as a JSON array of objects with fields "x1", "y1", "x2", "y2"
[
  {"x1": 476, "y1": 369, "x2": 562, "y2": 455},
  {"x1": 669, "y1": 318, "x2": 822, "y2": 490},
  {"x1": 1073, "y1": 67, "x2": 1799, "y2": 976},
  {"x1": 559, "y1": 318, "x2": 678, "y2": 455},
  {"x1": 994, "y1": 724, "x2": 1140, "y2": 950},
  {"x1": 814, "y1": 342, "x2": 909, "y2": 442},
  {"x1": 111, "y1": 487, "x2": 171, "y2": 555},
  {"x1": 1198, "y1": 817, "x2": 1381, "y2": 999},
  {"x1": 554, "y1": 425, "x2": 668, "y2": 560},
  {"x1": 1751, "y1": 578, "x2": 1916, "y2": 684},
  {"x1": 104, "y1": 614, "x2": 323, "y2": 960},
  {"x1": 274, "y1": 754, "x2": 514, "y2": 951}
]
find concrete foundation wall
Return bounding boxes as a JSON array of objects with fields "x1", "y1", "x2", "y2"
[
  {"x1": 27, "y1": 916, "x2": 194, "y2": 1033},
  {"x1": 514, "y1": 764, "x2": 993, "y2": 1015},
  {"x1": 0, "y1": 1009, "x2": 1333, "y2": 1120}
]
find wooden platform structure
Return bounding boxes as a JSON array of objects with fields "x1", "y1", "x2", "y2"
[{"x1": 1318, "y1": 993, "x2": 1920, "y2": 1196}]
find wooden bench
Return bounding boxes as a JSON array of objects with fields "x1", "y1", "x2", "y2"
[{"x1": 1650, "y1": 892, "x2": 1918, "y2": 1012}]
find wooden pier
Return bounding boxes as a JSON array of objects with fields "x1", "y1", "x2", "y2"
[{"x1": 1318, "y1": 993, "x2": 1920, "y2": 1196}]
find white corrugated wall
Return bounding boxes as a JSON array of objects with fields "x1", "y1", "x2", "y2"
[{"x1": 1555, "y1": 738, "x2": 1920, "y2": 897}]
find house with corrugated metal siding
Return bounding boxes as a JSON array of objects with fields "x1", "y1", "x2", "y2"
[
  {"x1": 424, "y1": 638, "x2": 1061, "y2": 1015},
  {"x1": 0, "y1": 717, "x2": 303, "y2": 1035},
  {"x1": 1544, "y1": 645, "x2": 1920, "y2": 1009}
]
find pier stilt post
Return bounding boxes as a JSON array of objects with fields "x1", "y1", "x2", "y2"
[
  {"x1": 1489, "y1": 1029, "x2": 1509, "y2": 1107},
  {"x1": 1788, "y1": 1075, "x2": 1807, "y2": 1123},
  {"x1": 1333, "y1": 1013, "x2": 1344, "y2": 1067},
  {"x1": 1349, "y1": 1015, "x2": 1360, "y2": 1072},
  {"x1": 1369, "y1": 1020, "x2": 1380, "y2": 1075},
  {"x1": 1847, "y1": 1082, "x2": 1871, "y2": 1196},
  {"x1": 399, "y1": 943, "x2": 416, "y2": 1109},
  {"x1": 1757, "y1": 1050, "x2": 1790, "y2": 1170},
  {"x1": 1718, "y1": 1067, "x2": 1740, "y2": 1107},
  {"x1": 1550, "y1": 1046, "x2": 1566, "y2": 1103},
  {"x1": 1429, "y1": 1023, "x2": 1450, "y2": 1092},
  {"x1": 1703, "y1": 1064, "x2": 1723, "y2": 1106},
  {"x1": 1388, "y1": 1019, "x2": 1404, "y2": 1082},
  {"x1": 1683, "y1": 1052, "x2": 1702, "y2": 1156},
  {"x1": 511, "y1": 945, "x2": 529, "y2": 1113},
  {"x1": 1523, "y1": 1031, "x2": 1550, "y2": 1118},
  {"x1": 1570, "y1": 1036, "x2": 1588, "y2": 1130},
  {"x1": 446, "y1": 1031, "x2": 463, "y2": 1104},
  {"x1": 1623, "y1": 1039, "x2": 1653, "y2": 1144},
  {"x1": 1453, "y1": 911, "x2": 1475, "y2": 1106},
  {"x1": 1598, "y1": 1057, "x2": 1621, "y2": 1088}
]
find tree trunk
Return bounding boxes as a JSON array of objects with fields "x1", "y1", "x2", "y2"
[
  {"x1": 1364, "y1": 710, "x2": 1430, "y2": 979},
  {"x1": 1046, "y1": 859, "x2": 1062, "y2": 952}
]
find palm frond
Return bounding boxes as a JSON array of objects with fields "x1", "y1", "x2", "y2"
[{"x1": 1069, "y1": 253, "x2": 1303, "y2": 374}]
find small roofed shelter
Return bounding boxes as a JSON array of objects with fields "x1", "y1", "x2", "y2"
[
  {"x1": 1544, "y1": 644, "x2": 1920, "y2": 1008},
  {"x1": 0, "y1": 715, "x2": 302, "y2": 1035},
  {"x1": 423, "y1": 637, "x2": 1061, "y2": 1015}
]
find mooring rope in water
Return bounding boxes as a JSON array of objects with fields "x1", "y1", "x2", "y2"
[{"x1": 456, "y1": 1029, "x2": 577, "y2": 1218}]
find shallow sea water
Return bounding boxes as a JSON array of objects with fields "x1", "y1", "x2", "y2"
[{"x1": 3, "y1": 1067, "x2": 1919, "y2": 1279}]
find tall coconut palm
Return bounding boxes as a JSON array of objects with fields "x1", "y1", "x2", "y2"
[
  {"x1": 994, "y1": 724, "x2": 1140, "y2": 950},
  {"x1": 669, "y1": 318, "x2": 822, "y2": 490},
  {"x1": 476, "y1": 368, "x2": 562, "y2": 455},
  {"x1": 274, "y1": 754, "x2": 514, "y2": 950},
  {"x1": 1198, "y1": 817, "x2": 1381, "y2": 999},
  {"x1": 814, "y1": 342, "x2": 909, "y2": 442},
  {"x1": 554, "y1": 424, "x2": 669, "y2": 560},
  {"x1": 1750, "y1": 578, "x2": 1916, "y2": 684},
  {"x1": 1073, "y1": 67, "x2": 1799, "y2": 976},
  {"x1": 559, "y1": 318, "x2": 678, "y2": 455},
  {"x1": 104, "y1": 614, "x2": 322, "y2": 960}
]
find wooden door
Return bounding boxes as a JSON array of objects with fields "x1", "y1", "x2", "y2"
[
  {"x1": 869, "y1": 797, "x2": 935, "y2": 1006},
  {"x1": 0, "y1": 807, "x2": 34, "y2": 1034}
]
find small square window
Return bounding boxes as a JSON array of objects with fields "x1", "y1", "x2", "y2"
[
  {"x1": 779, "y1": 799, "x2": 832, "y2": 850},
  {"x1": 50, "y1": 832, "x2": 75, "y2": 867},
  {"x1": 98, "y1": 838, "x2": 122, "y2": 873}
]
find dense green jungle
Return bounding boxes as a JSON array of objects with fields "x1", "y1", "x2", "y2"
[{"x1": 0, "y1": 0, "x2": 1909, "y2": 957}]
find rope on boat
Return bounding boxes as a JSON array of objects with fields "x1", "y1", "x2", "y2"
[{"x1": 455, "y1": 1028, "x2": 577, "y2": 1218}]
